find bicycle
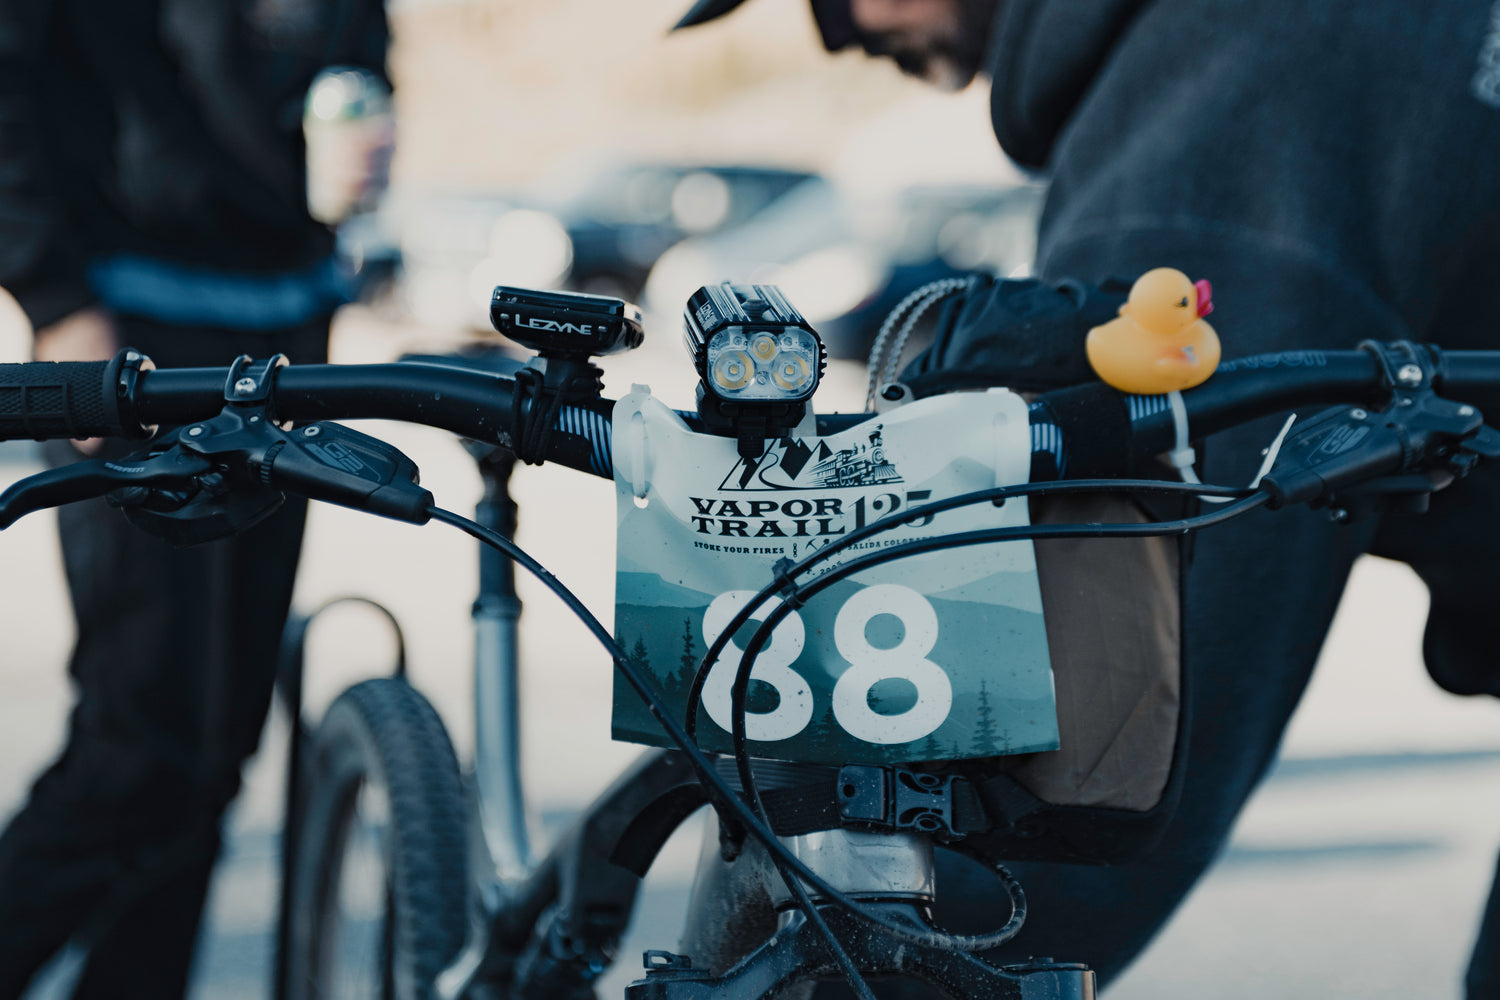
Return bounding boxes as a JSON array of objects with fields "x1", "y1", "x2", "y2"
[{"x1": 0, "y1": 281, "x2": 1496, "y2": 1000}]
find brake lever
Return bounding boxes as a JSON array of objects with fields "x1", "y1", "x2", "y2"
[
  {"x1": 0, "y1": 448, "x2": 216, "y2": 531},
  {"x1": 113, "y1": 424, "x2": 289, "y2": 546},
  {"x1": 116, "y1": 408, "x2": 432, "y2": 546},
  {"x1": 1453, "y1": 423, "x2": 1500, "y2": 466},
  {"x1": 1, "y1": 352, "x2": 435, "y2": 542},
  {"x1": 1260, "y1": 391, "x2": 1499, "y2": 519}
]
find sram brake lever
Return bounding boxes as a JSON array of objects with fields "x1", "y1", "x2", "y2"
[
  {"x1": 111, "y1": 413, "x2": 432, "y2": 546},
  {"x1": 114, "y1": 410, "x2": 435, "y2": 542},
  {"x1": 1260, "y1": 392, "x2": 1500, "y2": 520},
  {"x1": 257, "y1": 421, "x2": 433, "y2": 524},
  {"x1": 147, "y1": 353, "x2": 432, "y2": 539},
  {"x1": 0, "y1": 448, "x2": 215, "y2": 532},
  {"x1": 0, "y1": 353, "x2": 433, "y2": 544},
  {"x1": 110, "y1": 413, "x2": 433, "y2": 545}
]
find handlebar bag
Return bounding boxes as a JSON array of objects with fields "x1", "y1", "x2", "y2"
[
  {"x1": 963, "y1": 491, "x2": 1184, "y2": 865},
  {"x1": 893, "y1": 275, "x2": 1187, "y2": 865}
]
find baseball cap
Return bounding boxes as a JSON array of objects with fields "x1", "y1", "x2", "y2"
[
  {"x1": 673, "y1": 0, "x2": 751, "y2": 30},
  {"x1": 672, "y1": 0, "x2": 857, "y2": 51}
]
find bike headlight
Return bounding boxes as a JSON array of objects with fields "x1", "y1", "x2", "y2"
[{"x1": 685, "y1": 283, "x2": 825, "y2": 407}]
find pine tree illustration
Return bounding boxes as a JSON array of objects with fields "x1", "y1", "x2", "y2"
[
  {"x1": 802, "y1": 708, "x2": 843, "y2": 763},
  {"x1": 914, "y1": 729, "x2": 947, "y2": 763},
  {"x1": 667, "y1": 617, "x2": 701, "y2": 713},
  {"x1": 616, "y1": 635, "x2": 655, "y2": 737},
  {"x1": 627, "y1": 636, "x2": 654, "y2": 716},
  {"x1": 679, "y1": 618, "x2": 700, "y2": 677},
  {"x1": 969, "y1": 679, "x2": 1000, "y2": 757}
]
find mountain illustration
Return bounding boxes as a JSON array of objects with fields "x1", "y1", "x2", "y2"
[
  {"x1": 718, "y1": 437, "x2": 838, "y2": 491},
  {"x1": 616, "y1": 571, "x2": 711, "y2": 609},
  {"x1": 714, "y1": 429, "x2": 907, "y2": 493},
  {"x1": 923, "y1": 569, "x2": 1046, "y2": 612}
]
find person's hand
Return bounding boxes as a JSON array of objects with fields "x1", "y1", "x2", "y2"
[
  {"x1": 32, "y1": 307, "x2": 119, "y2": 454},
  {"x1": 33, "y1": 307, "x2": 118, "y2": 363}
]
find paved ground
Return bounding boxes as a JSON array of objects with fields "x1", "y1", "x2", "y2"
[{"x1": 3, "y1": 313, "x2": 1500, "y2": 998}]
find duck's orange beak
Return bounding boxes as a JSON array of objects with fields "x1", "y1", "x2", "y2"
[{"x1": 1194, "y1": 279, "x2": 1214, "y2": 318}]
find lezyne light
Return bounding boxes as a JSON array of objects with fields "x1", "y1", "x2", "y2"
[{"x1": 683, "y1": 283, "x2": 826, "y2": 457}]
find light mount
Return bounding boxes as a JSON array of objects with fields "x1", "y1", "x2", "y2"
[{"x1": 683, "y1": 282, "x2": 826, "y2": 460}]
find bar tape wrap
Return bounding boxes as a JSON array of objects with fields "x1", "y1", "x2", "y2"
[{"x1": 1032, "y1": 382, "x2": 1133, "y2": 479}]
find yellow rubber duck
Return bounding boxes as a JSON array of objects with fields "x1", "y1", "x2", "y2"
[{"x1": 1086, "y1": 267, "x2": 1221, "y2": 395}]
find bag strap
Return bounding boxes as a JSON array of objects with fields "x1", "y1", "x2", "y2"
[{"x1": 744, "y1": 764, "x2": 1047, "y2": 842}]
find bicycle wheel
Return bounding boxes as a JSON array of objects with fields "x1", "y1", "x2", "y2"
[{"x1": 282, "y1": 678, "x2": 469, "y2": 1000}]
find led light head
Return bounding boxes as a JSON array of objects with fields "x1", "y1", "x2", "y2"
[
  {"x1": 703, "y1": 327, "x2": 820, "y2": 401},
  {"x1": 683, "y1": 282, "x2": 827, "y2": 458},
  {"x1": 684, "y1": 283, "x2": 825, "y2": 404}
]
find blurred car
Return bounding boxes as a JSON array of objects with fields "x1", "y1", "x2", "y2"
[
  {"x1": 643, "y1": 179, "x2": 1045, "y2": 360},
  {"x1": 393, "y1": 190, "x2": 528, "y2": 331},
  {"x1": 394, "y1": 163, "x2": 818, "y2": 332},
  {"x1": 550, "y1": 162, "x2": 819, "y2": 301}
]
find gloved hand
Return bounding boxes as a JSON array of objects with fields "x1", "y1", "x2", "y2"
[{"x1": 897, "y1": 275, "x2": 1129, "y2": 397}]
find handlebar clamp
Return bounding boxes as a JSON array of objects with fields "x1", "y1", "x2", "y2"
[
  {"x1": 223, "y1": 354, "x2": 289, "y2": 412},
  {"x1": 1357, "y1": 338, "x2": 1438, "y2": 396}
]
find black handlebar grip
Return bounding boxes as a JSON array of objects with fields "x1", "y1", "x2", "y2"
[{"x1": 0, "y1": 357, "x2": 126, "y2": 441}]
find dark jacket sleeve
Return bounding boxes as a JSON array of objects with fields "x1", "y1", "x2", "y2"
[{"x1": 0, "y1": 0, "x2": 96, "y2": 331}]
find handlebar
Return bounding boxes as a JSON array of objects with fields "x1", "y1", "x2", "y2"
[
  {"x1": 0, "y1": 354, "x2": 137, "y2": 441},
  {"x1": 136, "y1": 361, "x2": 620, "y2": 478},
  {"x1": 2, "y1": 346, "x2": 1499, "y2": 483}
]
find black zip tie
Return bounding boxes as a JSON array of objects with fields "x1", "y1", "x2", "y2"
[
  {"x1": 770, "y1": 556, "x2": 806, "y2": 610},
  {"x1": 509, "y1": 367, "x2": 596, "y2": 466}
]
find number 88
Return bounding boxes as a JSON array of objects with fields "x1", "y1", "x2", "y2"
[{"x1": 700, "y1": 583, "x2": 951, "y2": 746}]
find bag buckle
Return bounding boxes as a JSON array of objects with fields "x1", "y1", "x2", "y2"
[{"x1": 836, "y1": 765, "x2": 956, "y2": 837}]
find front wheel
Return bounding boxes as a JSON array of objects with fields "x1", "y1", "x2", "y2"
[{"x1": 281, "y1": 678, "x2": 469, "y2": 1000}]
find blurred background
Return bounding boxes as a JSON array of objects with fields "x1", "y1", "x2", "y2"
[{"x1": 2, "y1": 0, "x2": 1500, "y2": 997}]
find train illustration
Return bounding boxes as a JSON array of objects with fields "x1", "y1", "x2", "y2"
[{"x1": 808, "y1": 426, "x2": 903, "y2": 488}]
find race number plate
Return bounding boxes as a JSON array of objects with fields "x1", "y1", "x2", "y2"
[{"x1": 610, "y1": 387, "x2": 1057, "y2": 765}]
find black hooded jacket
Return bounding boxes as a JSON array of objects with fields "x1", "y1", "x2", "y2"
[
  {"x1": 902, "y1": 0, "x2": 1500, "y2": 696},
  {"x1": 0, "y1": 0, "x2": 389, "y2": 331}
]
